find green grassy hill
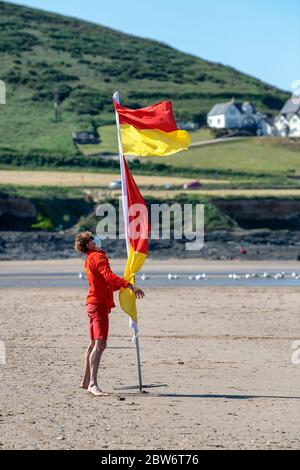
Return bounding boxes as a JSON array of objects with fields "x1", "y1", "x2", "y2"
[{"x1": 0, "y1": 1, "x2": 289, "y2": 157}]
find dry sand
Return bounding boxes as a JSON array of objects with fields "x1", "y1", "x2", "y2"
[{"x1": 1, "y1": 268, "x2": 300, "y2": 450}]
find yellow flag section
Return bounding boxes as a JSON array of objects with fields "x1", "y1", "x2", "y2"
[
  {"x1": 114, "y1": 100, "x2": 190, "y2": 157},
  {"x1": 119, "y1": 156, "x2": 149, "y2": 323},
  {"x1": 120, "y1": 125, "x2": 190, "y2": 157}
]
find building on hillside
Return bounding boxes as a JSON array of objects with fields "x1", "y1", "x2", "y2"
[
  {"x1": 207, "y1": 98, "x2": 275, "y2": 136},
  {"x1": 275, "y1": 98, "x2": 300, "y2": 137},
  {"x1": 207, "y1": 99, "x2": 244, "y2": 129},
  {"x1": 289, "y1": 113, "x2": 300, "y2": 137},
  {"x1": 256, "y1": 115, "x2": 276, "y2": 137},
  {"x1": 72, "y1": 132, "x2": 100, "y2": 145},
  {"x1": 177, "y1": 121, "x2": 199, "y2": 131}
]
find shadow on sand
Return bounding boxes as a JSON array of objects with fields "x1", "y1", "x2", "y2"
[
  {"x1": 115, "y1": 390, "x2": 300, "y2": 400},
  {"x1": 156, "y1": 393, "x2": 300, "y2": 400}
]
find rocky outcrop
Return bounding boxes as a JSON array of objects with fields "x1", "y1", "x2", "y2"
[
  {"x1": 0, "y1": 195, "x2": 37, "y2": 230},
  {"x1": 1, "y1": 229, "x2": 300, "y2": 260},
  {"x1": 213, "y1": 198, "x2": 300, "y2": 230}
]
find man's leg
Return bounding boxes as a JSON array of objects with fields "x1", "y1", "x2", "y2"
[
  {"x1": 88, "y1": 340, "x2": 109, "y2": 396},
  {"x1": 81, "y1": 341, "x2": 95, "y2": 389}
]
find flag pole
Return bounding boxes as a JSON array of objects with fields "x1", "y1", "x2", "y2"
[{"x1": 113, "y1": 91, "x2": 143, "y2": 392}]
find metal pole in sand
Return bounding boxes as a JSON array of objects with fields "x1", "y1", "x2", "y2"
[{"x1": 113, "y1": 90, "x2": 143, "y2": 391}]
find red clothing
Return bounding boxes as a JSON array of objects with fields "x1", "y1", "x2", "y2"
[
  {"x1": 86, "y1": 303, "x2": 109, "y2": 340},
  {"x1": 85, "y1": 249, "x2": 129, "y2": 309}
]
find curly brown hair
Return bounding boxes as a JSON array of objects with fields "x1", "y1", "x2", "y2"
[{"x1": 74, "y1": 231, "x2": 93, "y2": 253}]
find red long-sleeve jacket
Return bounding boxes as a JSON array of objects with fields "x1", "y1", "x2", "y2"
[{"x1": 84, "y1": 249, "x2": 130, "y2": 309}]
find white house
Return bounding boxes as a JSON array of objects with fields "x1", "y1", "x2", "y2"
[
  {"x1": 207, "y1": 99, "x2": 244, "y2": 129},
  {"x1": 207, "y1": 99, "x2": 274, "y2": 135},
  {"x1": 288, "y1": 113, "x2": 300, "y2": 137},
  {"x1": 275, "y1": 115, "x2": 289, "y2": 137},
  {"x1": 275, "y1": 98, "x2": 300, "y2": 137},
  {"x1": 256, "y1": 115, "x2": 276, "y2": 137}
]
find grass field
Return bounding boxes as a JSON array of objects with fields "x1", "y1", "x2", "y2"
[
  {"x1": 3, "y1": 175, "x2": 300, "y2": 199},
  {"x1": 144, "y1": 138, "x2": 300, "y2": 175},
  {"x1": 0, "y1": 169, "x2": 193, "y2": 187},
  {"x1": 110, "y1": 188, "x2": 300, "y2": 199},
  {"x1": 61, "y1": 126, "x2": 213, "y2": 156},
  {"x1": 0, "y1": 1, "x2": 288, "y2": 159}
]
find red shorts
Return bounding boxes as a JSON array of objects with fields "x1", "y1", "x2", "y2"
[{"x1": 86, "y1": 303, "x2": 110, "y2": 340}]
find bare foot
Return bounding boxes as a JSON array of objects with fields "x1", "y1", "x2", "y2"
[
  {"x1": 80, "y1": 380, "x2": 89, "y2": 389},
  {"x1": 88, "y1": 384, "x2": 109, "y2": 396}
]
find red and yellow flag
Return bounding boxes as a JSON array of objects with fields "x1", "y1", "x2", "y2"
[
  {"x1": 119, "y1": 157, "x2": 149, "y2": 322},
  {"x1": 114, "y1": 97, "x2": 190, "y2": 322},
  {"x1": 114, "y1": 100, "x2": 190, "y2": 156}
]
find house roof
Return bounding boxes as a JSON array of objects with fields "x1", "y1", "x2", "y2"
[
  {"x1": 257, "y1": 115, "x2": 275, "y2": 126},
  {"x1": 287, "y1": 113, "x2": 300, "y2": 121},
  {"x1": 208, "y1": 101, "x2": 246, "y2": 117},
  {"x1": 280, "y1": 98, "x2": 300, "y2": 116}
]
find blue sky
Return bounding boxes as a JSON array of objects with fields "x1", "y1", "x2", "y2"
[{"x1": 11, "y1": 0, "x2": 300, "y2": 91}]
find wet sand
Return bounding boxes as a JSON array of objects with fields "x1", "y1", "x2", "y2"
[
  {"x1": 0, "y1": 260, "x2": 300, "y2": 449},
  {"x1": 2, "y1": 257, "x2": 300, "y2": 274}
]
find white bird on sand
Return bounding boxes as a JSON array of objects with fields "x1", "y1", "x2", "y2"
[
  {"x1": 274, "y1": 273, "x2": 284, "y2": 279},
  {"x1": 229, "y1": 273, "x2": 240, "y2": 279}
]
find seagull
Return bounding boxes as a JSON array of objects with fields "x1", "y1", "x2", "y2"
[
  {"x1": 274, "y1": 273, "x2": 284, "y2": 279},
  {"x1": 168, "y1": 273, "x2": 179, "y2": 280},
  {"x1": 141, "y1": 273, "x2": 148, "y2": 281},
  {"x1": 230, "y1": 273, "x2": 240, "y2": 279},
  {"x1": 188, "y1": 275, "x2": 196, "y2": 280},
  {"x1": 78, "y1": 272, "x2": 85, "y2": 280}
]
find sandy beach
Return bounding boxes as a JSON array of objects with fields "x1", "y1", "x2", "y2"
[{"x1": 0, "y1": 258, "x2": 300, "y2": 450}]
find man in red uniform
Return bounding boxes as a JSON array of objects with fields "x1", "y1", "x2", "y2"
[{"x1": 74, "y1": 231, "x2": 144, "y2": 396}]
